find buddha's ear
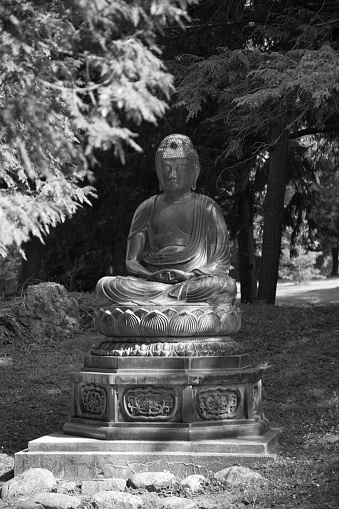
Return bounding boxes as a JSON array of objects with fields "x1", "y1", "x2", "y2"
[{"x1": 159, "y1": 183, "x2": 163, "y2": 191}]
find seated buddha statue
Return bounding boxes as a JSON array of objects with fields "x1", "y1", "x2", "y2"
[{"x1": 96, "y1": 134, "x2": 237, "y2": 306}]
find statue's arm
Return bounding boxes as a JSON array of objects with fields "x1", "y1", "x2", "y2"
[
  {"x1": 126, "y1": 232, "x2": 153, "y2": 279},
  {"x1": 193, "y1": 200, "x2": 231, "y2": 276}
]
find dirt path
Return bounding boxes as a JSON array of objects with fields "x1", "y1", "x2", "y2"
[
  {"x1": 235, "y1": 276, "x2": 339, "y2": 305},
  {"x1": 275, "y1": 276, "x2": 339, "y2": 305}
]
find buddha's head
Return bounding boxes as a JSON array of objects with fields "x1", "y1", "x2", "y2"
[{"x1": 155, "y1": 134, "x2": 200, "y2": 193}]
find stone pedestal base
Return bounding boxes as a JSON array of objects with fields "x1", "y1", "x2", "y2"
[
  {"x1": 15, "y1": 429, "x2": 281, "y2": 481},
  {"x1": 63, "y1": 348, "x2": 268, "y2": 441}
]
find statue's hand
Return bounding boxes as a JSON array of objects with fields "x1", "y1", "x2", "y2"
[{"x1": 147, "y1": 269, "x2": 194, "y2": 284}]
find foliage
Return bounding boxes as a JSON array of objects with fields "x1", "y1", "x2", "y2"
[
  {"x1": 0, "y1": 247, "x2": 21, "y2": 297},
  {"x1": 175, "y1": 43, "x2": 339, "y2": 162},
  {"x1": 167, "y1": 0, "x2": 339, "y2": 302},
  {"x1": 0, "y1": 0, "x2": 195, "y2": 256},
  {"x1": 40, "y1": 124, "x2": 165, "y2": 291},
  {"x1": 279, "y1": 245, "x2": 323, "y2": 283},
  {"x1": 311, "y1": 140, "x2": 339, "y2": 254}
]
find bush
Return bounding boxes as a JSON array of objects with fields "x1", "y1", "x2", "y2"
[{"x1": 279, "y1": 246, "x2": 324, "y2": 283}]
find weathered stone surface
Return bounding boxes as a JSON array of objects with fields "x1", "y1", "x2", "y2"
[
  {"x1": 128, "y1": 472, "x2": 176, "y2": 491},
  {"x1": 32, "y1": 492, "x2": 82, "y2": 509},
  {"x1": 81, "y1": 478, "x2": 126, "y2": 495},
  {"x1": 214, "y1": 465, "x2": 263, "y2": 485},
  {"x1": 158, "y1": 497, "x2": 198, "y2": 509},
  {"x1": 19, "y1": 283, "x2": 79, "y2": 338},
  {"x1": 15, "y1": 500, "x2": 44, "y2": 509},
  {"x1": 92, "y1": 491, "x2": 144, "y2": 509},
  {"x1": 180, "y1": 475, "x2": 206, "y2": 493},
  {"x1": 99, "y1": 463, "x2": 116, "y2": 478},
  {"x1": 1, "y1": 468, "x2": 56, "y2": 499},
  {"x1": 56, "y1": 481, "x2": 77, "y2": 494}
]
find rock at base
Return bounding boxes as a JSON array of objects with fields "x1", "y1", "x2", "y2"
[
  {"x1": 214, "y1": 465, "x2": 263, "y2": 485},
  {"x1": 33, "y1": 492, "x2": 81, "y2": 509},
  {"x1": 128, "y1": 472, "x2": 176, "y2": 491},
  {"x1": 180, "y1": 475, "x2": 207, "y2": 493},
  {"x1": 158, "y1": 497, "x2": 198, "y2": 509},
  {"x1": 1, "y1": 468, "x2": 56, "y2": 499},
  {"x1": 19, "y1": 283, "x2": 79, "y2": 338},
  {"x1": 92, "y1": 491, "x2": 144, "y2": 509}
]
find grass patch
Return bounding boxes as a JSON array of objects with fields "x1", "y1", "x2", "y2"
[{"x1": 1, "y1": 297, "x2": 339, "y2": 507}]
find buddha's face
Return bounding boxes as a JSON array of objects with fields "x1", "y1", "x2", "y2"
[{"x1": 157, "y1": 158, "x2": 195, "y2": 195}]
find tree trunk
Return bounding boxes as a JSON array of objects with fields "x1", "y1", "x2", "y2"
[
  {"x1": 237, "y1": 185, "x2": 257, "y2": 303},
  {"x1": 257, "y1": 127, "x2": 289, "y2": 304},
  {"x1": 17, "y1": 236, "x2": 45, "y2": 290},
  {"x1": 331, "y1": 244, "x2": 339, "y2": 276}
]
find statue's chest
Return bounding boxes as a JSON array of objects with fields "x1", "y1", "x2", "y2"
[{"x1": 149, "y1": 201, "x2": 194, "y2": 249}]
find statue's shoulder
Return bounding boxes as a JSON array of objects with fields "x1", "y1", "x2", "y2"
[
  {"x1": 134, "y1": 194, "x2": 157, "y2": 214},
  {"x1": 129, "y1": 195, "x2": 157, "y2": 238},
  {"x1": 195, "y1": 193, "x2": 220, "y2": 211}
]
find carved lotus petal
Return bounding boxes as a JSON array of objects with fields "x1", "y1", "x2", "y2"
[
  {"x1": 100, "y1": 310, "x2": 119, "y2": 336},
  {"x1": 153, "y1": 342, "x2": 163, "y2": 356},
  {"x1": 136, "y1": 344, "x2": 148, "y2": 356},
  {"x1": 161, "y1": 342, "x2": 171, "y2": 356},
  {"x1": 94, "y1": 310, "x2": 105, "y2": 335},
  {"x1": 197, "y1": 311, "x2": 221, "y2": 335},
  {"x1": 220, "y1": 309, "x2": 241, "y2": 335},
  {"x1": 216, "y1": 305, "x2": 234, "y2": 319},
  {"x1": 191, "y1": 308, "x2": 205, "y2": 318},
  {"x1": 132, "y1": 344, "x2": 140, "y2": 355},
  {"x1": 115, "y1": 347, "x2": 124, "y2": 356},
  {"x1": 115, "y1": 342, "x2": 131, "y2": 356},
  {"x1": 175, "y1": 342, "x2": 186, "y2": 356},
  {"x1": 152, "y1": 341, "x2": 171, "y2": 357},
  {"x1": 134, "y1": 308, "x2": 148, "y2": 320},
  {"x1": 117, "y1": 309, "x2": 141, "y2": 336},
  {"x1": 163, "y1": 308, "x2": 178, "y2": 319},
  {"x1": 184, "y1": 342, "x2": 195, "y2": 356},
  {"x1": 169, "y1": 311, "x2": 197, "y2": 336},
  {"x1": 140, "y1": 310, "x2": 169, "y2": 336}
]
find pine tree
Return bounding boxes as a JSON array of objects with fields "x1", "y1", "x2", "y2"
[
  {"x1": 0, "y1": 0, "x2": 195, "y2": 256},
  {"x1": 171, "y1": 0, "x2": 339, "y2": 303}
]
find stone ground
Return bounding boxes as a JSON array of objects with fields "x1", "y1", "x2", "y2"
[{"x1": 1, "y1": 466, "x2": 264, "y2": 509}]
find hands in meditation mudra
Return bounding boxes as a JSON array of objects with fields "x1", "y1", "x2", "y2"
[{"x1": 96, "y1": 134, "x2": 237, "y2": 307}]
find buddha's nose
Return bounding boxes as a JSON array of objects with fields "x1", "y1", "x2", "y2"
[{"x1": 169, "y1": 167, "x2": 178, "y2": 178}]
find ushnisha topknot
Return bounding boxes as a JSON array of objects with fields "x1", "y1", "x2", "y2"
[{"x1": 155, "y1": 134, "x2": 200, "y2": 177}]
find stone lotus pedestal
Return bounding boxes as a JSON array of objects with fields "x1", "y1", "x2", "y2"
[
  {"x1": 15, "y1": 302, "x2": 281, "y2": 481},
  {"x1": 63, "y1": 302, "x2": 279, "y2": 444}
]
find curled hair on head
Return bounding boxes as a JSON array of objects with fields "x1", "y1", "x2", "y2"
[{"x1": 155, "y1": 134, "x2": 200, "y2": 183}]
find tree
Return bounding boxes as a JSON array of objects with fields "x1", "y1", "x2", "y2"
[
  {"x1": 310, "y1": 140, "x2": 339, "y2": 275},
  {"x1": 0, "y1": 0, "x2": 195, "y2": 257},
  {"x1": 171, "y1": 0, "x2": 339, "y2": 303},
  {"x1": 279, "y1": 228, "x2": 323, "y2": 283}
]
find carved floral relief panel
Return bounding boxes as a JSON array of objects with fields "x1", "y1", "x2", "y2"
[
  {"x1": 79, "y1": 383, "x2": 107, "y2": 419},
  {"x1": 121, "y1": 386, "x2": 178, "y2": 421},
  {"x1": 196, "y1": 386, "x2": 241, "y2": 420}
]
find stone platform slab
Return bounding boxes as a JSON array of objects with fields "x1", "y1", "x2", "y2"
[{"x1": 15, "y1": 429, "x2": 281, "y2": 481}]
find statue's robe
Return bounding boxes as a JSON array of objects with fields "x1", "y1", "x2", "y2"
[{"x1": 96, "y1": 194, "x2": 237, "y2": 305}]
